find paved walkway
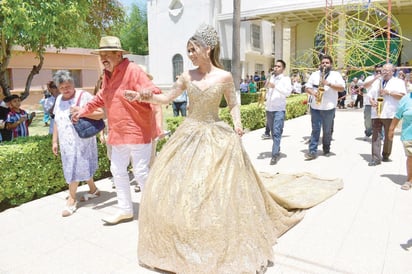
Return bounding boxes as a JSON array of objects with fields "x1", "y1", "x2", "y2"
[{"x1": 0, "y1": 108, "x2": 411, "y2": 274}]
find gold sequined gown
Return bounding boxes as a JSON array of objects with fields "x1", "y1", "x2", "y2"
[{"x1": 138, "y1": 81, "x2": 341, "y2": 273}]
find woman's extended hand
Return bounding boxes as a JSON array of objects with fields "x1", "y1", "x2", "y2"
[
  {"x1": 124, "y1": 90, "x2": 141, "y2": 102},
  {"x1": 235, "y1": 126, "x2": 244, "y2": 137},
  {"x1": 140, "y1": 88, "x2": 153, "y2": 100},
  {"x1": 124, "y1": 89, "x2": 153, "y2": 102}
]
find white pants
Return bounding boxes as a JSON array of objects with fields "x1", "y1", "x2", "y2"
[{"x1": 110, "y1": 143, "x2": 152, "y2": 214}]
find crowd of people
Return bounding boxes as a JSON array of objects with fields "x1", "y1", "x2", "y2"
[
  {"x1": 1, "y1": 23, "x2": 412, "y2": 274},
  {"x1": 240, "y1": 69, "x2": 304, "y2": 95},
  {"x1": 346, "y1": 66, "x2": 412, "y2": 110},
  {"x1": 257, "y1": 54, "x2": 412, "y2": 192},
  {"x1": 240, "y1": 71, "x2": 269, "y2": 93}
]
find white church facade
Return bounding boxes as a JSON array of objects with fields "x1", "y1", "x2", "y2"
[{"x1": 146, "y1": 0, "x2": 412, "y2": 88}]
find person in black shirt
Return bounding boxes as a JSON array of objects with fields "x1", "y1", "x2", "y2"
[{"x1": 0, "y1": 86, "x2": 12, "y2": 142}]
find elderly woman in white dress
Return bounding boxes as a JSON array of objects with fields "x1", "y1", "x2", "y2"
[{"x1": 51, "y1": 70, "x2": 104, "y2": 217}]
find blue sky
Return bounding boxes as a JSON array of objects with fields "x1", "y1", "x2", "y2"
[{"x1": 118, "y1": 0, "x2": 146, "y2": 9}]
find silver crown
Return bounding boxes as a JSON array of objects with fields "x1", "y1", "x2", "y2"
[{"x1": 194, "y1": 24, "x2": 219, "y2": 49}]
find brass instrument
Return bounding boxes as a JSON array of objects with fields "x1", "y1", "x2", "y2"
[
  {"x1": 258, "y1": 87, "x2": 266, "y2": 107},
  {"x1": 377, "y1": 97, "x2": 384, "y2": 117},
  {"x1": 377, "y1": 77, "x2": 385, "y2": 117},
  {"x1": 315, "y1": 67, "x2": 326, "y2": 105}
]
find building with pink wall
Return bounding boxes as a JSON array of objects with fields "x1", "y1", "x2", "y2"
[
  {"x1": 8, "y1": 46, "x2": 101, "y2": 94},
  {"x1": 6, "y1": 46, "x2": 148, "y2": 111}
]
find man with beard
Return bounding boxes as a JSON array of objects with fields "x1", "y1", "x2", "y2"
[
  {"x1": 71, "y1": 36, "x2": 163, "y2": 225},
  {"x1": 304, "y1": 55, "x2": 345, "y2": 160}
]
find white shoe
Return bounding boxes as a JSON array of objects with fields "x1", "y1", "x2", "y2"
[
  {"x1": 62, "y1": 202, "x2": 77, "y2": 217},
  {"x1": 102, "y1": 212, "x2": 133, "y2": 225}
]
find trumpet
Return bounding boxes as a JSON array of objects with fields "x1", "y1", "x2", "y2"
[{"x1": 316, "y1": 67, "x2": 326, "y2": 105}]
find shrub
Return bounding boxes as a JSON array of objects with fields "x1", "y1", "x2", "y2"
[
  {"x1": 0, "y1": 94, "x2": 308, "y2": 211},
  {"x1": 220, "y1": 93, "x2": 308, "y2": 130},
  {"x1": 241, "y1": 92, "x2": 260, "y2": 105},
  {"x1": 0, "y1": 135, "x2": 110, "y2": 211},
  {"x1": 285, "y1": 93, "x2": 308, "y2": 120},
  {"x1": 220, "y1": 91, "x2": 261, "y2": 107},
  {"x1": 164, "y1": 94, "x2": 307, "y2": 132}
]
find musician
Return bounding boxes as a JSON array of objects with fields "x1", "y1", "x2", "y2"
[
  {"x1": 350, "y1": 77, "x2": 365, "y2": 108},
  {"x1": 363, "y1": 65, "x2": 382, "y2": 139},
  {"x1": 337, "y1": 74, "x2": 347, "y2": 109},
  {"x1": 366, "y1": 63, "x2": 407, "y2": 166},
  {"x1": 304, "y1": 55, "x2": 345, "y2": 160},
  {"x1": 264, "y1": 60, "x2": 292, "y2": 165}
]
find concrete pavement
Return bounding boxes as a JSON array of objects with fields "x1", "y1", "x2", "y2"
[{"x1": 0, "y1": 108, "x2": 411, "y2": 274}]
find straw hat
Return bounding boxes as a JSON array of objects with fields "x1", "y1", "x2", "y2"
[{"x1": 91, "y1": 36, "x2": 129, "y2": 55}]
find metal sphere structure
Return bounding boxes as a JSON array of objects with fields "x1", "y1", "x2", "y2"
[{"x1": 292, "y1": 2, "x2": 403, "y2": 79}]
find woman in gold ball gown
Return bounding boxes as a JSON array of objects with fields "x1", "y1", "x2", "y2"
[{"x1": 127, "y1": 24, "x2": 342, "y2": 274}]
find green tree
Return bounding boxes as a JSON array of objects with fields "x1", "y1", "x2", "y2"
[
  {"x1": 0, "y1": 0, "x2": 125, "y2": 98},
  {"x1": 119, "y1": 4, "x2": 148, "y2": 55},
  {"x1": 72, "y1": 0, "x2": 126, "y2": 49}
]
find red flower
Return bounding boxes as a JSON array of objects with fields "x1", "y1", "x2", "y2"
[{"x1": 302, "y1": 100, "x2": 308, "y2": 105}]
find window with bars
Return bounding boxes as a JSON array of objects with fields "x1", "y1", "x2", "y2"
[
  {"x1": 251, "y1": 24, "x2": 261, "y2": 50},
  {"x1": 255, "y1": 64, "x2": 264, "y2": 73},
  {"x1": 272, "y1": 29, "x2": 276, "y2": 55},
  {"x1": 172, "y1": 54, "x2": 184, "y2": 81}
]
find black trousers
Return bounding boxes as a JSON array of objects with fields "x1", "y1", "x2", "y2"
[{"x1": 354, "y1": 94, "x2": 363, "y2": 108}]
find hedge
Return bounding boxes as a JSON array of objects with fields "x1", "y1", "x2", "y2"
[
  {"x1": 0, "y1": 93, "x2": 307, "y2": 211},
  {"x1": 0, "y1": 136, "x2": 110, "y2": 211}
]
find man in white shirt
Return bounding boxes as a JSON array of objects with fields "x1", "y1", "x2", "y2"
[
  {"x1": 366, "y1": 63, "x2": 407, "y2": 166},
  {"x1": 362, "y1": 65, "x2": 382, "y2": 140},
  {"x1": 304, "y1": 55, "x2": 345, "y2": 160},
  {"x1": 265, "y1": 60, "x2": 292, "y2": 165}
]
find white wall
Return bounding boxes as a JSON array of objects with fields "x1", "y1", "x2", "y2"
[
  {"x1": 147, "y1": 0, "x2": 215, "y2": 87},
  {"x1": 147, "y1": 0, "x2": 412, "y2": 88}
]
